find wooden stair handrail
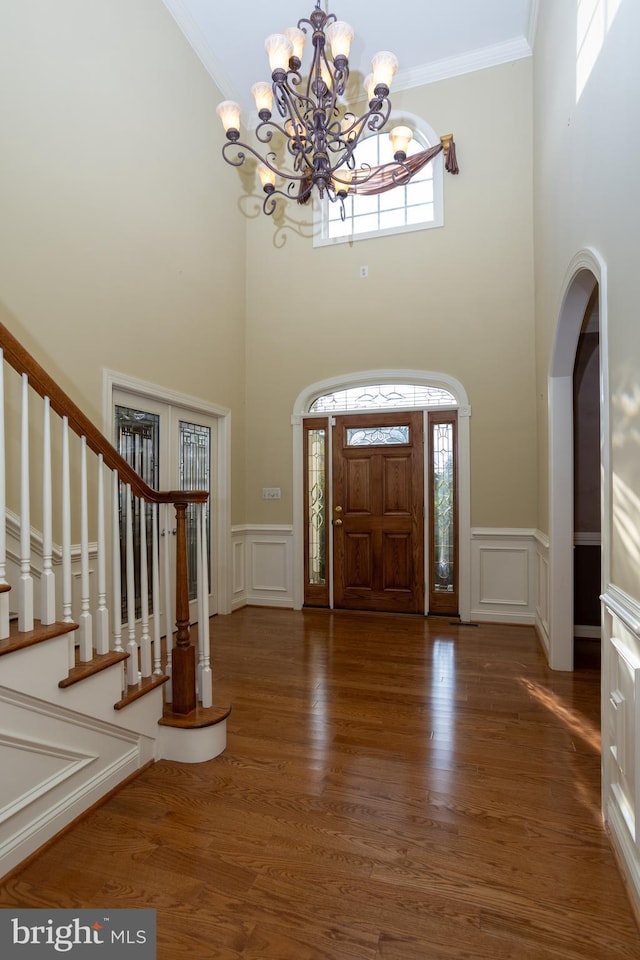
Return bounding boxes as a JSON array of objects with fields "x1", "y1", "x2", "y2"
[{"x1": 0, "y1": 322, "x2": 207, "y2": 506}]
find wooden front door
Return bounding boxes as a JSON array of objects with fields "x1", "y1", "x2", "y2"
[{"x1": 332, "y1": 411, "x2": 424, "y2": 613}]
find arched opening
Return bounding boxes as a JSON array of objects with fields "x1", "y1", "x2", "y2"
[{"x1": 548, "y1": 249, "x2": 608, "y2": 670}]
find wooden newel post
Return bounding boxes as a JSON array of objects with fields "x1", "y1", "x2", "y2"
[{"x1": 171, "y1": 500, "x2": 196, "y2": 714}]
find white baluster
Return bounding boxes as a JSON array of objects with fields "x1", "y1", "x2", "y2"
[
  {"x1": 199, "y1": 503, "x2": 212, "y2": 708},
  {"x1": 152, "y1": 504, "x2": 163, "y2": 676},
  {"x1": 139, "y1": 497, "x2": 151, "y2": 678},
  {"x1": 0, "y1": 352, "x2": 9, "y2": 640},
  {"x1": 61, "y1": 417, "x2": 74, "y2": 669},
  {"x1": 112, "y1": 472, "x2": 123, "y2": 654},
  {"x1": 95, "y1": 455, "x2": 109, "y2": 654},
  {"x1": 125, "y1": 484, "x2": 138, "y2": 686},
  {"x1": 40, "y1": 396, "x2": 55, "y2": 624},
  {"x1": 18, "y1": 373, "x2": 34, "y2": 633},
  {"x1": 163, "y1": 503, "x2": 173, "y2": 701},
  {"x1": 78, "y1": 437, "x2": 92, "y2": 661}
]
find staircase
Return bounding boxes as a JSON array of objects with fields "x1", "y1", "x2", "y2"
[{"x1": 0, "y1": 322, "x2": 230, "y2": 879}]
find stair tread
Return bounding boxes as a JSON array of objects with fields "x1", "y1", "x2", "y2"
[
  {"x1": 1, "y1": 619, "x2": 79, "y2": 657},
  {"x1": 114, "y1": 673, "x2": 170, "y2": 710},
  {"x1": 158, "y1": 702, "x2": 231, "y2": 729},
  {"x1": 58, "y1": 649, "x2": 130, "y2": 688}
]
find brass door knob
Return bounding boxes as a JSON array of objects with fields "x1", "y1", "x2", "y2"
[
  {"x1": 335, "y1": 505, "x2": 343, "y2": 513},
  {"x1": 334, "y1": 518, "x2": 343, "y2": 526}
]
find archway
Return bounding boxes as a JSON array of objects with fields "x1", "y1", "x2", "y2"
[{"x1": 548, "y1": 249, "x2": 608, "y2": 670}]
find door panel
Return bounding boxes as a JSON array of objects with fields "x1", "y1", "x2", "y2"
[{"x1": 333, "y1": 411, "x2": 424, "y2": 613}]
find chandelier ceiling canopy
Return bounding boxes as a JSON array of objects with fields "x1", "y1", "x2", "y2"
[{"x1": 216, "y1": 1, "x2": 458, "y2": 217}]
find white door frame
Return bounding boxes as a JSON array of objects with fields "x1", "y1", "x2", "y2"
[
  {"x1": 291, "y1": 369, "x2": 472, "y2": 620},
  {"x1": 103, "y1": 370, "x2": 232, "y2": 615},
  {"x1": 547, "y1": 248, "x2": 609, "y2": 670}
]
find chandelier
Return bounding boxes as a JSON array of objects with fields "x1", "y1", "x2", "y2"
[{"x1": 216, "y1": 2, "x2": 456, "y2": 218}]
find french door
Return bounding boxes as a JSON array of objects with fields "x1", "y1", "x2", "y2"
[
  {"x1": 113, "y1": 390, "x2": 217, "y2": 624},
  {"x1": 303, "y1": 410, "x2": 458, "y2": 615}
]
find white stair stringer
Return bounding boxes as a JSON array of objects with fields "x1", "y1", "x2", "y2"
[
  {"x1": 1, "y1": 631, "x2": 164, "y2": 741},
  {"x1": 0, "y1": 685, "x2": 153, "y2": 878}
]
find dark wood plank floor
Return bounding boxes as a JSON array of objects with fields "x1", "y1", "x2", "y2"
[{"x1": 2, "y1": 608, "x2": 639, "y2": 959}]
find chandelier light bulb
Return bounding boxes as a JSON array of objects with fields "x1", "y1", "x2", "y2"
[
  {"x1": 216, "y1": 100, "x2": 241, "y2": 135},
  {"x1": 251, "y1": 82, "x2": 273, "y2": 117},
  {"x1": 371, "y1": 51, "x2": 399, "y2": 92},
  {"x1": 390, "y1": 125, "x2": 413, "y2": 158},
  {"x1": 326, "y1": 20, "x2": 354, "y2": 61},
  {"x1": 331, "y1": 167, "x2": 353, "y2": 195},
  {"x1": 257, "y1": 164, "x2": 276, "y2": 190},
  {"x1": 284, "y1": 26, "x2": 306, "y2": 62},
  {"x1": 363, "y1": 73, "x2": 376, "y2": 103},
  {"x1": 265, "y1": 33, "x2": 294, "y2": 74}
]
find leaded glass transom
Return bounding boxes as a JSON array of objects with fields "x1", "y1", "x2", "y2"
[
  {"x1": 347, "y1": 425, "x2": 410, "y2": 446},
  {"x1": 309, "y1": 383, "x2": 456, "y2": 413}
]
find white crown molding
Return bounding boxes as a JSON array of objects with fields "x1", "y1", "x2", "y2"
[
  {"x1": 393, "y1": 37, "x2": 532, "y2": 92},
  {"x1": 527, "y1": 0, "x2": 540, "y2": 50},
  {"x1": 160, "y1": 0, "x2": 239, "y2": 100}
]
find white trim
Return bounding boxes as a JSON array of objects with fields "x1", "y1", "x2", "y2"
[
  {"x1": 231, "y1": 525, "x2": 294, "y2": 610},
  {"x1": 392, "y1": 38, "x2": 532, "y2": 92},
  {"x1": 292, "y1": 369, "x2": 471, "y2": 620},
  {"x1": 103, "y1": 370, "x2": 232, "y2": 616},
  {"x1": 574, "y1": 532, "x2": 601, "y2": 546},
  {"x1": 160, "y1": 0, "x2": 239, "y2": 103},
  {"x1": 470, "y1": 528, "x2": 537, "y2": 624},
  {"x1": 527, "y1": 0, "x2": 540, "y2": 51}
]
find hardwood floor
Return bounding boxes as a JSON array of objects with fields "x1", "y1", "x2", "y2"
[{"x1": 2, "y1": 608, "x2": 639, "y2": 959}]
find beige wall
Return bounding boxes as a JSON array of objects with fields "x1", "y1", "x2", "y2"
[
  {"x1": 0, "y1": 0, "x2": 247, "y2": 524},
  {"x1": 244, "y1": 60, "x2": 536, "y2": 528},
  {"x1": 533, "y1": 0, "x2": 640, "y2": 597}
]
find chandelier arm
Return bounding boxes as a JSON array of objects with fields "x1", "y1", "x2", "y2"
[{"x1": 221, "y1": 138, "x2": 317, "y2": 183}]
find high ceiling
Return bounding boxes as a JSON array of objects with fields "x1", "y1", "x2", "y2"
[{"x1": 162, "y1": 0, "x2": 537, "y2": 114}]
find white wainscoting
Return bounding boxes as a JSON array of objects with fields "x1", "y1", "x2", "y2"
[
  {"x1": 470, "y1": 529, "x2": 538, "y2": 625},
  {"x1": 602, "y1": 585, "x2": 640, "y2": 919},
  {"x1": 231, "y1": 525, "x2": 294, "y2": 610},
  {"x1": 233, "y1": 525, "x2": 542, "y2": 622}
]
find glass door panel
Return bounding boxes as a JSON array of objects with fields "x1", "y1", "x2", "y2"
[{"x1": 113, "y1": 390, "x2": 217, "y2": 626}]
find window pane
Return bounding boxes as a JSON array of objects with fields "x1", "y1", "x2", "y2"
[
  {"x1": 310, "y1": 383, "x2": 456, "y2": 412},
  {"x1": 179, "y1": 421, "x2": 211, "y2": 601},
  {"x1": 114, "y1": 405, "x2": 160, "y2": 620},
  {"x1": 379, "y1": 188, "x2": 405, "y2": 212},
  {"x1": 432, "y1": 422, "x2": 455, "y2": 593},
  {"x1": 380, "y1": 208, "x2": 407, "y2": 231},
  {"x1": 406, "y1": 203, "x2": 434, "y2": 225},
  {"x1": 353, "y1": 213, "x2": 379, "y2": 235},
  {"x1": 307, "y1": 429, "x2": 326, "y2": 585},
  {"x1": 407, "y1": 179, "x2": 434, "y2": 205},
  {"x1": 347, "y1": 425, "x2": 410, "y2": 445}
]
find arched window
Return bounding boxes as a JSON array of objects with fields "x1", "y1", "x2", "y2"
[
  {"x1": 315, "y1": 118, "x2": 444, "y2": 247},
  {"x1": 309, "y1": 382, "x2": 456, "y2": 413}
]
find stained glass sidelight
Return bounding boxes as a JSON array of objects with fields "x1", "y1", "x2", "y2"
[
  {"x1": 307, "y1": 428, "x2": 326, "y2": 585},
  {"x1": 432, "y1": 421, "x2": 455, "y2": 593},
  {"x1": 179, "y1": 421, "x2": 211, "y2": 601}
]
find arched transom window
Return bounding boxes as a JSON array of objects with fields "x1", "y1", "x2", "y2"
[{"x1": 309, "y1": 382, "x2": 456, "y2": 413}]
